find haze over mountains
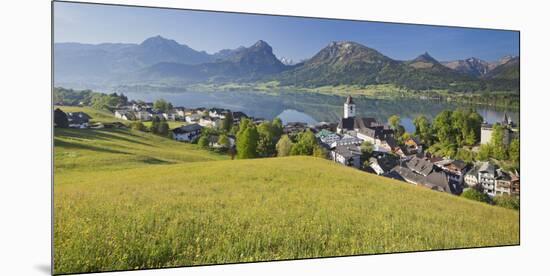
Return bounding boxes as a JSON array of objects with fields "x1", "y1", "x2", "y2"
[{"x1": 54, "y1": 35, "x2": 519, "y2": 92}]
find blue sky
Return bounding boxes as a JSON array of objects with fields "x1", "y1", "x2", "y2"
[{"x1": 54, "y1": 1, "x2": 519, "y2": 62}]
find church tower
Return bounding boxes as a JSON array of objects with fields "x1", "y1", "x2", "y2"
[{"x1": 344, "y1": 95, "x2": 356, "y2": 118}]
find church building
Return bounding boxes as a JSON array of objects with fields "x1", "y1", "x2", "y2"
[{"x1": 336, "y1": 96, "x2": 394, "y2": 144}]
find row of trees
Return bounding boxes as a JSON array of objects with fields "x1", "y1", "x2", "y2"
[
  {"x1": 129, "y1": 116, "x2": 170, "y2": 137},
  {"x1": 461, "y1": 189, "x2": 519, "y2": 210},
  {"x1": 387, "y1": 108, "x2": 518, "y2": 166},
  {"x1": 235, "y1": 118, "x2": 284, "y2": 159},
  {"x1": 275, "y1": 131, "x2": 327, "y2": 158}
]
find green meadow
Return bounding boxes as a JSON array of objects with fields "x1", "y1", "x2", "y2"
[{"x1": 53, "y1": 112, "x2": 519, "y2": 275}]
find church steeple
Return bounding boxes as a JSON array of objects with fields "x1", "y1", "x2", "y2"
[{"x1": 344, "y1": 95, "x2": 356, "y2": 118}]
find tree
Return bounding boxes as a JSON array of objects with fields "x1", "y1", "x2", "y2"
[
  {"x1": 456, "y1": 148, "x2": 475, "y2": 163},
  {"x1": 451, "y1": 110, "x2": 467, "y2": 146},
  {"x1": 236, "y1": 122, "x2": 259, "y2": 159},
  {"x1": 433, "y1": 110, "x2": 455, "y2": 145},
  {"x1": 198, "y1": 135, "x2": 209, "y2": 149},
  {"x1": 413, "y1": 115, "x2": 432, "y2": 145},
  {"x1": 467, "y1": 111, "x2": 483, "y2": 144},
  {"x1": 153, "y1": 99, "x2": 173, "y2": 113},
  {"x1": 149, "y1": 116, "x2": 161, "y2": 134},
  {"x1": 477, "y1": 144, "x2": 492, "y2": 161},
  {"x1": 221, "y1": 112, "x2": 234, "y2": 132},
  {"x1": 130, "y1": 121, "x2": 146, "y2": 131},
  {"x1": 509, "y1": 139, "x2": 520, "y2": 163},
  {"x1": 276, "y1": 135, "x2": 293, "y2": 157},
  {"x1": 157, "y1": 118, "x2": 170, "y2": 137},
  {"x1": 290, "y1": 130, "x2": 317, "y2": 156},
  {"x1": 491, "y1": 124, "x2": 508, "y2": 160},
  {"x1": 494, "y1": 195, "x2": 520, "y2": 210},
  {"x1": 54, "y1": 108, "x2": 68, "y2": 128},
  {"x1": 395, "y1": 125, "x2": 406, "y2": 142},
  {"x1": 312, "y1": 145, "x2": 328, "y2": 158},
  {"x1": 388, "y1": 115, "x2": 401, "y2": 130},
  {"x1": 272, "y1": 117, "x2": 283, "y2": 139},
  {"x1": 217, "y1": 134, "x2": 230, "y2": 149},
  {"x1": 257, "y1": 121, "x2": 277, "y2": 157},
  {"x1": 461, "y1": 189, "x2": 491, "y2": 203}
]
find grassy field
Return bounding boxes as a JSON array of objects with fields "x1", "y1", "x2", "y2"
[
  {"x1": 55, "y1": 106, "x2": 128, "y2": 124},
  {"x1": 142, "y1": 120, "x2": 185, "y2": 129},
  {"x1": 53, "y1": 128, "x2": 519, "y2": 274},
  {"x1": 53, "y1": 104, "x2": 518, "y2": 274},
  {"x1": 54, "y1": 128, "x2": 228, "y2": 173}
]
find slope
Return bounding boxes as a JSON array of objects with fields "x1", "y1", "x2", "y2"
[{"x1": 54, "y1": 153, "x2": 519, "y2": 274}]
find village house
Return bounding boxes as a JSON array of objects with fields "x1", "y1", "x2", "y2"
[
  {"x1": 369, "y1": 154, "x2": 399, "y2": 176},
  {"x1": 162, "y1": 111, "x2": 180, "y2": 121},
  {"x1": 465, "y1": 161, "x2": 520, "y2": 197},
  {"x1": 209, "y1": 108, "x2": 229, "y2": 119},
  {"x1": 315, "y1": 129, "x2": 341, "y2": 147},
  {"x1": 134, "y1": 110, "x2": 153, "y2": 121},
  {"x1": 114, "y1": 110, "x2": 135, "y2": 121},
  {"x1": 283, "y1": 122, "x2": 310, "y2": 135},
  {"x1": 390, "y1": 156, "x2": 458, "y2": 194},
  {"x1": 403, "y1": 137, "x2": 423, "y2": 155},
  {"x1": 199, "y1": 116, "x2": 221, "y2": 128},
  {"x1": 330, "y1": 134, "x2": 362, "y2": 148},
  {"x1": 185, "y1": 113, "x2": 201, "y2": 123},
  {"x1": 172, "y1": 123, "x2": 203, "y2": 142},
  {"x1": 331, "y1": 145, "x2": 362, "y2": 168},
  {"x1": 131, "y1": 102, "x2": 153, "y2": 111},
  {"x1": 464, "y1": 164, "x2": 480, "y2": 188},
  {"x1": 495, "y1": 171, "x2": 518, "y2": 196},
  {"x1": 174, "y1": 107, "x2": 185, "y2": 118},
  {"x1": 434, "y1": 159, "x2": 469, "y2": 188},
  {"x1": 478, "y1": 162, "x2": 498, "y2": 196},
  {"x1": 66, "y1": 112, "x2": 91, "y2": 128},
  {"x1": 207, "y1": 135, "x2": 236, "y2": 148}
]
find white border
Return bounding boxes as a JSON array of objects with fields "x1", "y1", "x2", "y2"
[{"x1": 2, "y1": 0, "x2": 549, "y2": 275}]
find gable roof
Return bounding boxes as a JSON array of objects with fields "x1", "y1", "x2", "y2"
[
  {"x1": 172, "y1": 123, "x2": 202, "y2": 134},
  {"x1": 406, "y1": 156, "x2": 434, "y2": 176},
  {"x1": 345, "y1": 95, "x2": 354, "y2": 104},
  {"x1": 334, "y1": 145, "x2": 361, "y2": 159}
]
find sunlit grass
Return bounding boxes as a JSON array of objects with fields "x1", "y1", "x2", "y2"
[{"x1": 53, "y1": 108, "x2": 519, "y2": 275}]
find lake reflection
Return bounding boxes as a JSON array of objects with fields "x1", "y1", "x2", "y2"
[{"x1": 123, "y1": 90, "x2": 519, "y2": 133}]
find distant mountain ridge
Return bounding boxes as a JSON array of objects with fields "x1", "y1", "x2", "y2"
[
  {"x1": 54, "y1": 36, "x2": 519, "y2": 93},
  {"x1": 442, "y1": 56, "x2": 519, "y2": 78}
]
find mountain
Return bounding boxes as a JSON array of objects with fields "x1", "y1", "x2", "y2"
[
  {"x1": 442, "y1": 57, "x2": 491, "y2": 77},
  {"x1": 211, "y1": 46, "x2": 246, "y2": 61},
  {"x1": 279, "y1": 57, "x2": 295, "y2": 65},
  {"x1": 54, "y1": 36, "x2": 518, "y2": 93},
  {"x1": 489, "y1": 55, "x2": 516, "y2": 70},
  {"x1": 277, "y1": 41, "x2": 402, "y2": 87},
  {"x1": 485, "y1": 57, "x2": 519, "y2": 80},
  {"x1": 123, "y1": 35, "x2": 212, "y2": 66},
  {"x1": 276, "y1": 42, "x2": 479, "y2": 91},
  {"x1": 54, "y1": 36, "x2": 213, "y2": 84},
  {"x1": 132, "y1": 40, "x2": 289, "y2": 83}
]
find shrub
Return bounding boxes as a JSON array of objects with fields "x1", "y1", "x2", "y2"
[
  {"x1": 461, "y1": 189, "x2": 491, "y2": 204},
  {"x1": 494, "y1": 195, "x2": 520, "y2": 210}
]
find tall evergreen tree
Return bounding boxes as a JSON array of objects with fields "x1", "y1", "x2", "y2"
[
  {"x1": 222, "y1": 112, "x2": 234, "y2": 132},
  {"x1": 54, "y1": 108, "x2": 69, "y2": 128}
]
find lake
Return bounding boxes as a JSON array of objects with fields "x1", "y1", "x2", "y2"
[{"x1": 122, "y1": 90, "x2": 519, "y2": 133}]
